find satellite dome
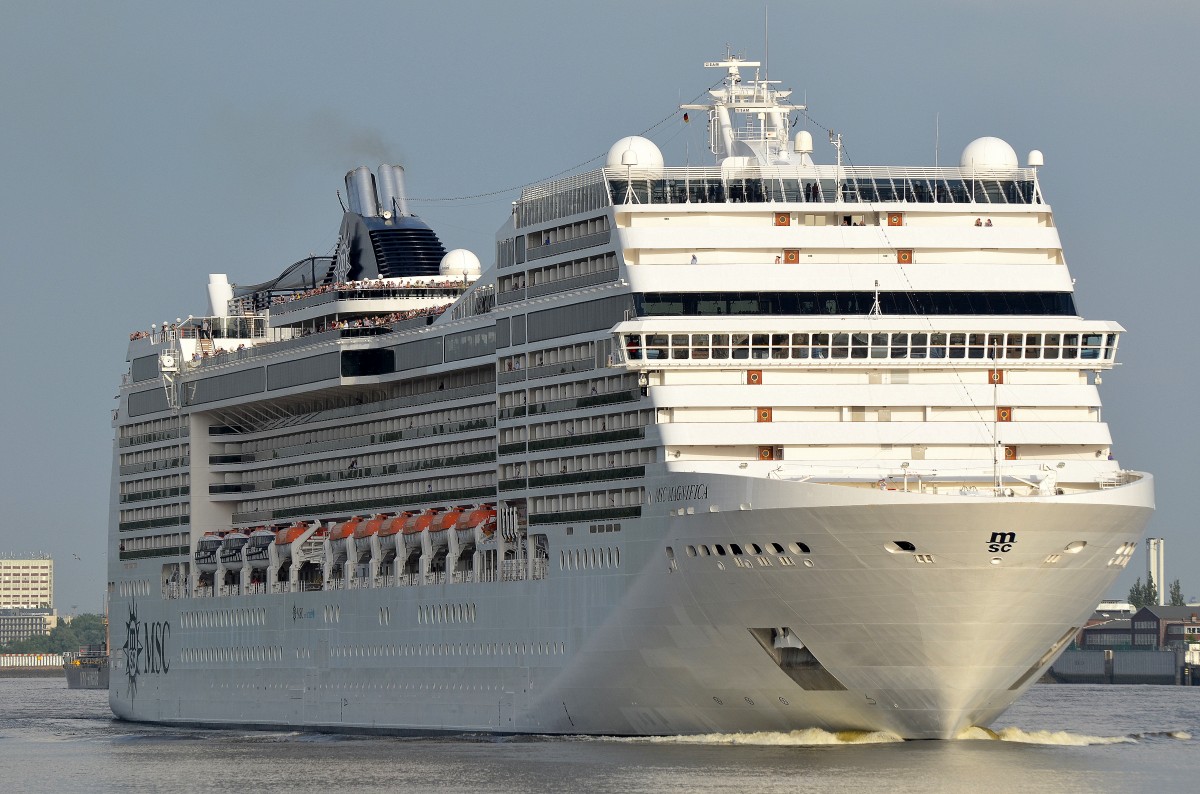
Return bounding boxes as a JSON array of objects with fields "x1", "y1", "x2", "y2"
[
  {"x1": 960, "y1": 137, "x2": 1019, "y2": 169},
  {"x1": 439, "y1": 248, "x2": 481, "y2": 277},
  {"x1": 605, "y1": 136, "x2": 664, "y2": 170}
]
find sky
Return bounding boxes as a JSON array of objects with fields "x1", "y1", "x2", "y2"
[{"x1": 1, "y1": 0, "x2": 1196, "y2": 615}]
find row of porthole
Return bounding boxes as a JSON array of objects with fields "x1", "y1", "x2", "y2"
[
  {"x1": 712, "y1": 695, "x2": 793, "y2": 707},
  {"x1": 181, "y1": 607, "x2": 267, "y2": 629},
  {"x1": 1108, "y1": 541, "x2": 1136, "y2": 568},
  {"x1": 685, "y1": 541, "x2": 810, "y2": 558},
  {"x1": 181, "y1": 645, "x2": 281, "y2": 664},
  {"x1": 331, "y1": 641, "x2": 567, "y2": 658},
  {"x1": 559, "y1": 548, "x2": 621, "y2": 570},
  {"x1": 324, "y1": 604, "x2": 341, "y2": 623},
  {"x1": 417, "y1": 603, "x2": 476, "y2": 624},
  {"x1": 118, "y1": 580, "x2": 151, "y2": 598}
]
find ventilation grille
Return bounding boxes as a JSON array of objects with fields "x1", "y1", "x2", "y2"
[{"x1": 368, "y1": 228, "x2": 446, "y2": 278}]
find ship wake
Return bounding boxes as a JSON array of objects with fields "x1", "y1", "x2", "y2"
[
  {"x1": 603, "y1": 728, "x2": 903, "y2": 746},
  {"x1": 958, "y1": 726, "x2": 1192, "y2": 745}
]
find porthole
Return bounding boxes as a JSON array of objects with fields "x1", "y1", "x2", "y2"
[
  {"x1": 748, "y1": 543, "x2": 762, "y2": 555},
  {"x1": 769, "y1": 543, "x2": 784, "y2": 554},
  {"x1": 698, "y1": 545, "x2": 710, "y2": 557},
  {"x1": 1064, "y1": 541, "x2": 1087, "y2": 554},
  {"x1": 714, "y1": 544, "x2": 727, "y2": 556},
  {"x1": 686, "y1": 545, "x2": 697, "y2": 557},
  {"x1": 788, "y1": 542, "x2": 811, "y2": 554},
  {"x1": 990, "y1": 557, "x2": 1003, "y2": 565},
  {"x1": 803, "y1": 559, "x2": 814, "y2": 568},
  {"x1": 885, "y1": 540, "x2": 917, "y2": 554}
]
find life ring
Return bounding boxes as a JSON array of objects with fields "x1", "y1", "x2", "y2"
[
  {"x1": 997, "y1": 407, "x2": 1012, "y2": 422},
  {"x1": 748, "y1": 370, "x2": 762, "y2": 384},
  {"x1": 888, "y1": 212, "x2": 903, "y2": 226},
  {"x1": 897, "y1": 249, "x2": 913, "y2": 264},
  {"x1": 774, "y1": 212, "x2": 790, "y2": 226},
  {"x1": 783, "y1": 248, "x2": 800, "y2": 264},
  {"x1": 757, "y1": 407, "x2": 772, "y2": 422}
]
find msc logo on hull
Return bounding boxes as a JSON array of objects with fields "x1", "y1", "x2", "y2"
[
  {"x1": 987, "y1": 531, "x2": 1017, "y2": 553},
  {"x1": 121, "y1": 599, "x2": 171, "y2": 699}
]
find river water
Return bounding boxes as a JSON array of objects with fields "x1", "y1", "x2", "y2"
[{"x1": 0, "y1": 678, "x2": 1195, "y2": 793}]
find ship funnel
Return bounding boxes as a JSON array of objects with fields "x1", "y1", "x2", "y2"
[
  {"x1": 345, "y1": 166, "x2": 379, "y2": 217},
  {"x1": 207, "y1": 274, "x2": 234, "y2": 317},
  {"x1": 376, "y1": 164, "x2": 410, "y2": 217}
]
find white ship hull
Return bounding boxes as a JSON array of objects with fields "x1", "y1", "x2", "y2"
[
  {"x1": 109, "y1": 53, "x2": 1153, "y2": 741},
  {"x1": 110, "y1": 469, "x2": 1152, "y2": 739}
]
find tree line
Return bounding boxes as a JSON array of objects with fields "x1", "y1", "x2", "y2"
[
  {"x1": 1127, "y1": 574, "x2": 1187, "y2": 610},
  {"x1": 0, "y1": 614, "x2": 105, "y2": 654}
]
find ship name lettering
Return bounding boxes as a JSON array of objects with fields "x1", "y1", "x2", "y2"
[
  {"x1": 139, "y1": 621, "x2": 170, "y2": 675},
  {"x1": 653, "y1": 483, "x2": 709, "y2": 503},
  {"x1": 987, "y1": 531, "x2": 1017, "y2": 553}
]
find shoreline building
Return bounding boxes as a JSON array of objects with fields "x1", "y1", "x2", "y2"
[{"x1": 0, "y1": 556, "x2": 56, "y2": 645}]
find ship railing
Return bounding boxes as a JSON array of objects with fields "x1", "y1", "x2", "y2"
[
  {"x1": 244, "y1": 582, "x2": 268, "y2": 595},
  {"x1": 194, "y1": 585, "x2": 214, "y2": 598},
  {"x1": 596, "y1": 165, "x2": 1042, "y2": 207},
  {"x1": 500, "y1": 561, "x2": 528, "y2": 582},
  {"x1": 1098, "y1": 471, "x2": 1140, "y2": 489},
  {"x1": 374, "y1": 574, "x2": 394, "y2": 588},
  {"x1": 273, "y1": 286, "x2": 467, "y2": 316},
  {"x1": 398, "y1": 572, "x2": 420, "y2": 587},
  {"x1": 163, "y1": 582, "x2": 188, "y2": 600}
]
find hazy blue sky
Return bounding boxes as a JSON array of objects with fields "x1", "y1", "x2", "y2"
[{"x1": 1, "y1": 1, "x2": 1195, "y2": 614}]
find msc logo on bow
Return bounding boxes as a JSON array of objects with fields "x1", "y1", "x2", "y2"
[
  {"x1": 987, "y1": 531, "x2": 1017, "y2": 553},
  {"x1": 121, "y1": 599, "x2": 170, "y2": 698}
]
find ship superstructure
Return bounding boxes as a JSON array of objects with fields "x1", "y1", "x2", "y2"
[{"x1": 108, "y1": 55, "x2": 1152, "y2": 739}]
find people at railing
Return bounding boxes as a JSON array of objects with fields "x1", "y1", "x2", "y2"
[{"x1": 285, "y1": 277, "x2": 470, "y2": 303}]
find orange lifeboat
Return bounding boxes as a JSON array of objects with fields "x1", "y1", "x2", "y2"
[
  {"x1": 405, "y1": 509, "x2": 441, "y2": 535},
  {"x1": 275, "y1": 521, "x2": 310, "y2": 545},
  {"x1": 456, "y1": 504, "x2": 497, "y2": 536},
  {"x1": 379, "y1": 512, "x2": 415, "y2": 538},
  {"x1": 355, "y1": 514, "x2": 390, "y2": 540},
  {"x1": 433, "y1": 507, "x2": 468, "y2": 533},
  {"x1": 330, "y1": 516, "x2": 362, "y2": 542}
]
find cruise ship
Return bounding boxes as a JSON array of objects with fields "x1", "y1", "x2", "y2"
[{"x1": 108, "y1": 55, "x2": 1153, "y2": 739}]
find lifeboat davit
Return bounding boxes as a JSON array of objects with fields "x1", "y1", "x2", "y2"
[
  {"x1": 429, "y1": 507, "x2": 467, "y2": 550},
  {"x1": 195, "y1": 532, "x2": 222, "y2": 572},
  {"x1": 403, "y1": 509, "x2": 440, "y2": 551},
  {"x1": 274, "y1": 521, "x2": 311, "y2": 560},
  {"x1": 378, "y1": 512, "x2": 415, "y2": 552},
  {"x1": 329, "y1": 516, "x2": 360, "y2": 555},
  {"x1": 353, "y1": 514, "x2": 388, "y2": 560}
]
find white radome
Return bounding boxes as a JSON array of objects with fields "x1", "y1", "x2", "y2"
[
  {"x1": 960, "y1": 136, "x2": 1019, "y2": 169},
  {"x1": 605, "y1": 136, "x2": 664, "y2": 170},
  {"x1": 439, "y1": 248, "x2": 481, "y2": 277}
]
